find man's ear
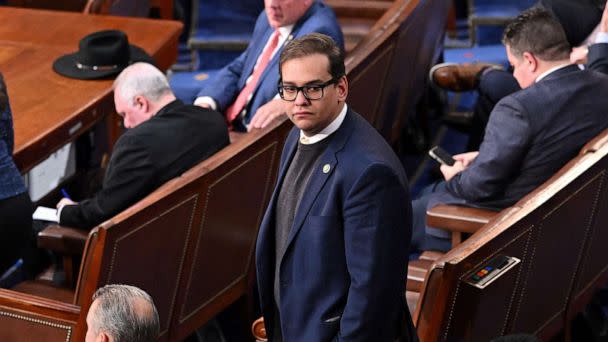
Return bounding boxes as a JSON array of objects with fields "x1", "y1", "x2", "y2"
[
  {"x1": 336, "y1": 75, "x2": 348, "y2": 102},
  {"x1": 134, "y1": 95, "x2": 149, "y2": 113},
  {"x1": 522, "y1": 52, "x2": 538, "y2": 73},
  {"x1": 97, "y1": 331, "x2": 111, "y2": 342}
]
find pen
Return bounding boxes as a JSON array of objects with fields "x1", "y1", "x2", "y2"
[{"x1": 61, "y1": 188, "x2": 72, "y2": 200}]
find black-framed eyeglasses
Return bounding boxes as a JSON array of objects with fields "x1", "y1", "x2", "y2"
[{"x1": 278, "y1": 78, "x2": 339, "y2": 101}]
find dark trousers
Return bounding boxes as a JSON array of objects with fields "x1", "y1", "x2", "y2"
[
  {"x1": 411, "y1": 182, "x2": 452, "y2": 254},
  {"x1": 0, "y1": 192, "x2": 33, "y2": 274},
  {"x1": 468, "y1": 69, "x2": 521, "y2": 150}
]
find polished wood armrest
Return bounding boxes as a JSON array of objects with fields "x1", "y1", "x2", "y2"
[
  {"x1": 37, "y1": 225, "x2": 88, "y2": 255},
  {"x1": 426, "y1": 205, "x2": 499, "y2": 233},
  {"x1": 0, "y1": 288, "x2": 79, "y2": 318},
  {"x1": 418, "y1": 251, "x2": 444, "y2": 262},
  {"x1": 252, "y1": 317, "x2": 267, "y2": 342}
]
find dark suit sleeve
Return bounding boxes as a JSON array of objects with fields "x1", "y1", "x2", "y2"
[
  {"x1": 338, "y1": 164, "x2": 411, "y2": 341},
  {"x1": 446, "y1": 96, "x2": 531, "y2": 202},
  {"x1": 60, "y1": 135, "x2": 155, "y2": 229},
  {"x1": 587, "y1": 43, "x2": 608, "y2": 75}
]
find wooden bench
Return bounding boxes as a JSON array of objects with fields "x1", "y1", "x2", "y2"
[
  {"x1": 0, "y1": 0, "x2": 450, "y2": 340},
  {"x1": 0, "y1": 118, "x2": 292, "y2": 342},
  {"x1": 413, "y1": 128, "x2": 608, "y2": 341},
  {"x1": 345, "y1": 0, "x2": 450, "y2": 147}
]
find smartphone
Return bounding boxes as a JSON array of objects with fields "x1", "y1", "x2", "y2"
[{"x1": 428, "y1": 146, "x2": 456, "y2": 166}]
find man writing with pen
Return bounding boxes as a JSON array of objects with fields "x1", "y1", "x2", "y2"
[{"x1": 56, "y1": 63, "x2": 229, "y2": 230}]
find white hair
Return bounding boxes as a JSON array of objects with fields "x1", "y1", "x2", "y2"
[{"x1": 113, "y1": 62, "x2": 172, "y2": 105}]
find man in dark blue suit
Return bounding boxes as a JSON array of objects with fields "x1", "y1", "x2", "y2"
[
  {"x1": 194, "y1": 0, "x2": 343, "y2": 131},
  {"x1": 432, "y1": 0, "x2": 608, "y2": 150},
  {"x1": 412, "y1": 7, "x2": 608, "y2": 253},
  {"x1": 255, "y1": 33, "x2": 417, "y2": 341}
]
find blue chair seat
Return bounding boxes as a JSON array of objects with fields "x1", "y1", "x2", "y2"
[
  {"x1": 444, "y1": 44, "x2": 508, "y2": 67},
  {"x1": 169, "y1": 69, "x2": 221, "y2": 104}
]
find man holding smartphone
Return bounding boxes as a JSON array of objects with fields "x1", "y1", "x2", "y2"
[{"x1": 411, "y1": 7, "x2": 608, "y2": 253}]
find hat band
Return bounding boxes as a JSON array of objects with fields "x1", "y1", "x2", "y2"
[{"x1": 76, "y1": 62, "x2": 120, "y2": 71}]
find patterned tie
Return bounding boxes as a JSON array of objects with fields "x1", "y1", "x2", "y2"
[{"x1": 225, "y1": 30, "x2": 280, "y2": 124}]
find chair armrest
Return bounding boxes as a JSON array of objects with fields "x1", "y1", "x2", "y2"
[
  {"x1": 37, "y1": 225, "x2": 88, "y2": 255},
  {"x1": 426, "y1": 205, "x2": 499, "y2": 233}
]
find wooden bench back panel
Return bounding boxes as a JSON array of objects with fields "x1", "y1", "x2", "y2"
[
  {"x1": 438, "y1": 230, "x2": 530, "y2": 341},
  {"x1": 379, "y1": 0, "x2": 449, "y2": 143},
  {"x1": 99, "y1": 195, "x2": 200, "y2": 340},
  {"x1": 346, "y1": 0, "x2": 449, "y2": 145},
  {"x1": 175, "y1": 132, "x2": 284, "y2": 338},
  {"x1": 510, "y1": 170, "x2": 604, "y2": 337},
  {"x1": 0, "y1": 306, "x2": 77, "y2": 341},
  {"x1": 66, "y1": 118, "x2": 292, "y2": 341},
  {"x1": 569, "y1": 142, "x2": 608, "y2": 316},
  {"x1": 415, "y1": 128, "x2": 608, "y2": 341},
  {"x1": 0, "y1": 289, "x2": 79, "y2": 342}
]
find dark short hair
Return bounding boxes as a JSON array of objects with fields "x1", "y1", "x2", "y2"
[
  {"x1": 91, "y1": 284, "x2": 160, "y2": 342},
  {"x1": 502, "y1": 7, "x2": 570, "y2": 61},
  {"x1": 279, "y1": 33, "x2": 345, "y2": 80}
]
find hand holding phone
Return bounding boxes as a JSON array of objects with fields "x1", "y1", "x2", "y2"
[{"x1": 428, "y1": 146, "x2": 456, "y2": 166}]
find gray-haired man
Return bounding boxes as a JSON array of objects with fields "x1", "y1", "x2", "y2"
[
  {"x1": 56, "y1": 62, "x2": 229, "y2": 229},
  {"x1": 85, "y1": 284, "x2": 159, "y2": 342}
]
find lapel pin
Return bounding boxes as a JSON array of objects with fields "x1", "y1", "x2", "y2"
[{"x1": 323, "y1": 164, "x2": 331, "y2": 174}]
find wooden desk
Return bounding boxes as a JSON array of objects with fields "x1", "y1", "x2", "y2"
[{"x1": 0, "y1": 7, "x2": 182, "y2": 172}]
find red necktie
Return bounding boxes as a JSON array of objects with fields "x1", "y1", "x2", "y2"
[{"x1": 225, "y1": 30, "x2": 280, "y2": 124}]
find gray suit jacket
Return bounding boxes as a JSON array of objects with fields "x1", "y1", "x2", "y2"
[{"x1": 428, "y1": 65, "x2": 608, "y2": 237}]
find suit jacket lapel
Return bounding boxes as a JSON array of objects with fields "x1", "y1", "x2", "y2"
[
  {"x1": 261, "y1": 128, "x2": 298, "y2": 238},
  {"x1": 283, "y1": 110, "x2": 354, "y2": 254}
]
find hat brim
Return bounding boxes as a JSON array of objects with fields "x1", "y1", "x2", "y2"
[{"x1": 52, "y1": 45, "x2": 155, "y2": 80}]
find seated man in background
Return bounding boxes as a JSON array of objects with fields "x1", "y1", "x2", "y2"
[
  {"x1": 412, "y1": 7, "x2": 608, "y2": 253},
  {"x1": 85, "y1": 284, "x2": 159, "y2": 342},
  {"x1": 57, "y1": 62, "x2": 229, "y2": 229},
  {"x1": 194, "y1": 0, "x2": 344, "y2": 131},
  {"x1": 432, "y1": 0, "x2": 608, "y2": 150}
]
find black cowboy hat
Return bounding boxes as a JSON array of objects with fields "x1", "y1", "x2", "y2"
[{"x1": 53, "y1": 30, "x2": 155, "y2": 80}]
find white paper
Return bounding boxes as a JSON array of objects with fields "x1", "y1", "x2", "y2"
[
  {"x1": 32, "y1": 206, "x2": 59, "y2": 222},
  {"x1": 27, "y1": 142, "x2": 76, "y2": 202}
]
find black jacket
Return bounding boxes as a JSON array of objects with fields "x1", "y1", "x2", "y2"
[{"x1": 60, "y1": 100, "x2": 229, "y2": 229}]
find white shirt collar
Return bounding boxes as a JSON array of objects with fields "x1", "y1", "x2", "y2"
[
  {"x1": 278, "y1": 25, "x2": 293, "y2": 40},
  {"x1": 299, "y1": 104, "x2": 348, "y2": 145},
  {"x1": 535, "y1": 63, "x2": 572, "y2": 83}
]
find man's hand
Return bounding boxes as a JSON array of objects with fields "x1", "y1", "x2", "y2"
[
  {"x1": 249, "y1": 99, "x2": 286, "y2": 129},
  {"x1": 196, "y1": 102, "x2": 212, "y2": 109},
  {"x1": 56, "y1": 197, "x2": 75, "y2": 209},
  {"x1": 454, "y1": 151, "x2": 479, "y2": 167},
  {"x1": 570, "y1": 46, "x2": 589, "y2": 65},
  {"x1": 440, "y1": 151, "x2": 479, "y2": 181}
]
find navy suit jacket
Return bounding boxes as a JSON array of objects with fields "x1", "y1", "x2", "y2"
[
  {"x1": 256, "y1": 109, "x2": 417, "y2": 341},
  {"x1": 196, "y1": 1, "x2": 343, "y2": 125},
  {"x1": 427, "y1": 65, "x2": 608, "y2": 236}
]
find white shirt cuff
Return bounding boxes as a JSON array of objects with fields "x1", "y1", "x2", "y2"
[
  {"x1": 194, "y1": 96, "x2": 218, "y2": 111},
  {"x1": 595, "y1": 32, "x2": 608, "y2": 44}
]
